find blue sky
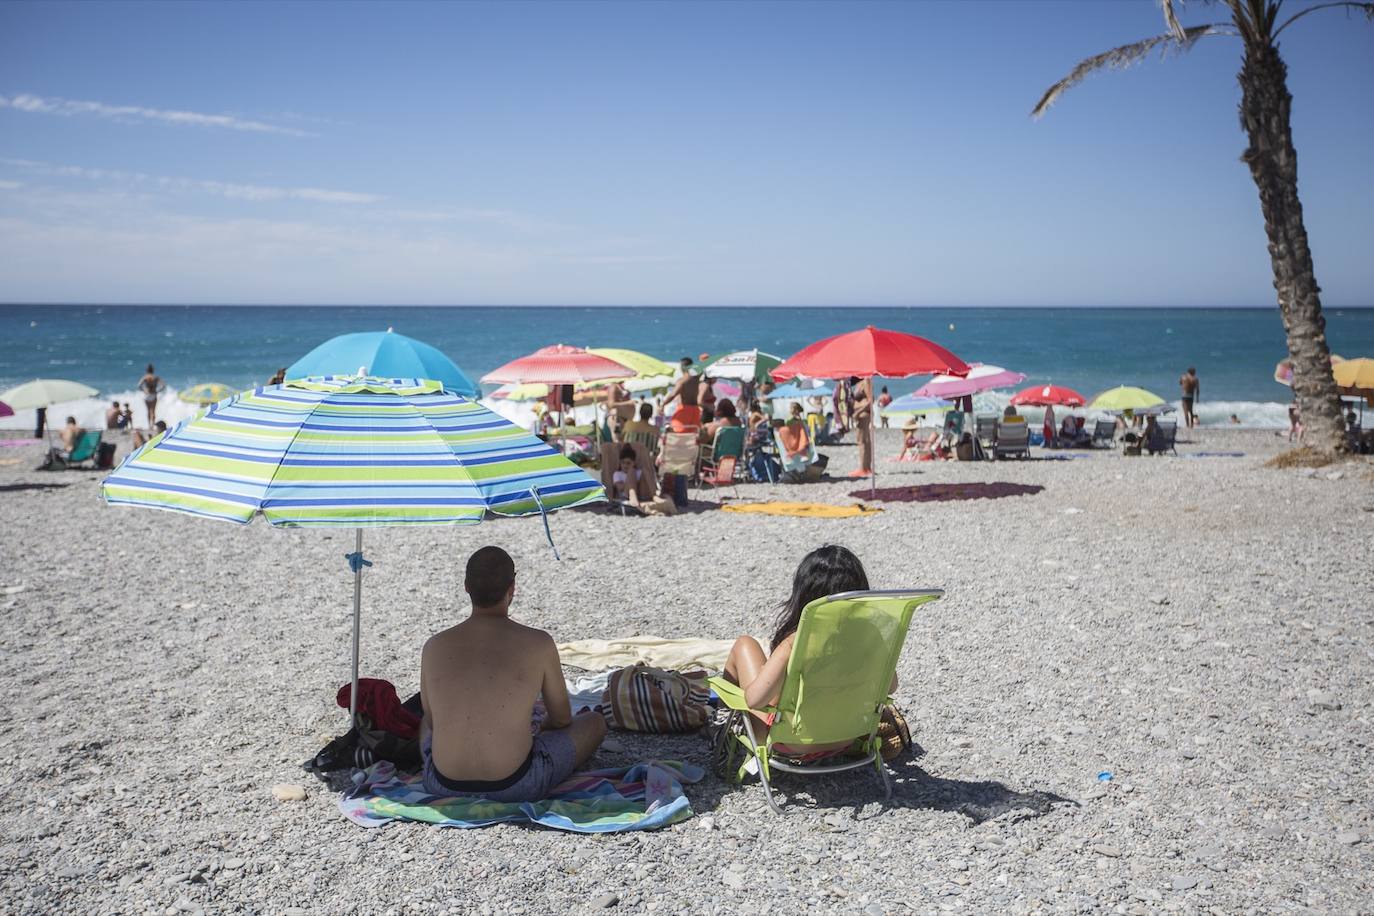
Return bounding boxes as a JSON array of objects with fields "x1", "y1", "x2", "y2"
[{"x1": 0, "y1": 0, "x2": 1370, "y2": 306}]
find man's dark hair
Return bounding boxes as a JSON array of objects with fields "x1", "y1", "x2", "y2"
[
  {"x1": 466, "y1": 546, "x2": 515, "y2": 607},
  {"x1": 1188, "y1": 367, "x2": 1196, "y2": 375},
  {"x1": 680, "y1": 356, "x2": 693, "y2": 367},
  {"x1": 66, "y1": 416, "x2": 77, "y2": 424},
  {"x1": 638, "y1": 402, "x2": 653, "y2": 421}
]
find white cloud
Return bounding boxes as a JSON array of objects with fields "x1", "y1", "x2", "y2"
[
  {"x1": 0, "y1": 92, "x2": 311, "y2": 137},
  {"x1": 2, "y1": 158, "x2": 382, "y2": 205},
  {"x1": 0, "y1": 179, "x2": 21, "y2": 190}
]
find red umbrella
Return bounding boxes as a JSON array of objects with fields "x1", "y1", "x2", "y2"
[
  {"x1": 773, "y1": 327, "x2": 968, "y2": 492},
  {"x1": 481, "y1": 344, "x2": 633, "y2": 385},
  {"x1": 1009, "y1": 384, "x2": 1086, "y2": 408},
  {"x1": 771, "y1": 326, "x2": 969, "y2": 381}
]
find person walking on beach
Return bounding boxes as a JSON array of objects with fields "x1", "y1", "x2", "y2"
[
  {"x1": 851, "y1": 376, "x2": 874, "y2": 477},
  {"x1": 877, "y1": 386, "x2": 892, "y2": 428},
  {"x1": 419, "y1": 546, "x2": 606, "y2": 802},
  {"x1": 138, "y1": 363, "x2": 165, "y2": 427},
  {"x1": 1179, "y1": 367, "x2": 1200, "y2": 429},
  {"x1": 663, "y1": 357, "x2": 702, "y2": 432}
]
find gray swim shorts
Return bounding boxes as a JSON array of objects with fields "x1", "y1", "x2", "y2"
[{"x1": 421, "y1": 730, "x2": 577, "y2": 802}]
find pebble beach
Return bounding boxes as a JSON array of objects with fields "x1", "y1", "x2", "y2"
[{"x1": 2, "y1": 426, "x2": 1372, "y2": 914}]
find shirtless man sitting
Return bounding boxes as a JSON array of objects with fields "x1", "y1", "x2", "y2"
[{"x1": 419, "y1": 546, "x2": 606, "y2": 801}]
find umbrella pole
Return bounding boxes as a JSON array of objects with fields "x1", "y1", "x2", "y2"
[{"x1": 349, "y1": 527, "x2": 363, "y2": 728}]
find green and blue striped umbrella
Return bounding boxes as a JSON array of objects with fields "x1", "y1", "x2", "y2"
[
  {"x1": 100, "y1": 375, "x2": 605, "y2": 724},
  {"x1": 102, "y1": 375, "x2": 603, "y2": 525}
]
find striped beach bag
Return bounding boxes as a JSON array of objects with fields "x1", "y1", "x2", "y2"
[{"x1": 601, "y1": 665, "x2": 712, "y2": 733}]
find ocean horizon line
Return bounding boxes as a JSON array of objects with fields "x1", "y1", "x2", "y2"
[{"x1": 4, "y1": 302, "x2": 1373, "y2": 311}]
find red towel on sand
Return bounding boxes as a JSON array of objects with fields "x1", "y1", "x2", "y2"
[{"x1": 336, "y1": 678, "x2": 421, "y2": 738}]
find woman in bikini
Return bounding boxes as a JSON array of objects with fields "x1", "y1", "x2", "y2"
[
  {"x1": 138, "y1": 363, "x2": 164, "y2": 426},
  {"x1": 722, "y1": 545, "x2": 889, "y2": 755}
]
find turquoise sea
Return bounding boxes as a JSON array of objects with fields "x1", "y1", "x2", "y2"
[{"x1": 2, "y1": 304, "x2": 1372, "y2": 429}]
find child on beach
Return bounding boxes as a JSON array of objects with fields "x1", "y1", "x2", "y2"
[{"x1": 610, "y1": 444, "x2": 643, "y2": 507}]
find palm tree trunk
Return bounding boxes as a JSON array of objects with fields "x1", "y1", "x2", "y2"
[{"x1": 1237, "y1": 37, "x2": 1347, "y2": 454}]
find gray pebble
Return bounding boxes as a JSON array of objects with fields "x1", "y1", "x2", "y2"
[{"x1": 591, "y1": 893, "x2": 619, "y2": 909}]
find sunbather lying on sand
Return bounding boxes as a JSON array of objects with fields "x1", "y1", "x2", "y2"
[
  {"x1": 420, "y1": 546, "x2": 606, "y2": 801},
  {"x1": 721, "y1": 545, "x2": 895, "y2": 754}
]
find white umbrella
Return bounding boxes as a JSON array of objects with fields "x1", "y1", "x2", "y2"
[{"x1": 0, "y1": 378, "x2": 100, "y2": 409}]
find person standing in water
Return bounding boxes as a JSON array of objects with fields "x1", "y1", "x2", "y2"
[
  {"x1": 138, "y1": 364, "x2": 165, "y2": 427},
  {"x1": 1179, "y1": 367, "x2": 1200, "y2": 429}
]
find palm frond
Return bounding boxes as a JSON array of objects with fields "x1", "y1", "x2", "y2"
[
  {"x1": 1275, "y1": 1, "x2": 1374, "y2": 36},
  {"x1": 1161, "y1": 0, "x2": 1189, "y2": 39},
  {"x1": 1031, "y1": 24, "x2": 1230, "y2": 119}
]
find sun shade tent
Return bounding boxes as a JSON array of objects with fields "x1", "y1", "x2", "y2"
[
  {"x1": 709, "y1": 589, "x2": 942, "y2": 813},
  {"x1": 288, "y1": 330, "x2": 480, "y2": 398},
  {"x1": 99, "y1": 375, "x2": 605, "y2": 725}
]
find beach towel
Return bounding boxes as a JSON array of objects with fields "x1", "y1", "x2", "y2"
[
  {"x1": 339, "y1": 759, "x2": 703, "y2": 833},
  {"x1": 720, "y1": 501, "x2": 881, "y2": 518},
  {"x1": 556, "y1": 636, "x2": 735, "y2": 671},
  {"x1": 853, "y1": 483, "x2": 1044, "y2": 503}
]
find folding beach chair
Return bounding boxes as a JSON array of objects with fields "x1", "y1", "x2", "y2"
[
  {"x1": 708, "y1": 589, "x2": 943, "y2": 814},
  {"x1": 1090, "y1": 419, "x2": 1116, "y2": 449},
  {"x1": 1146, "y1": 420, "x2": 1178, "y2": 456},
  {"x1": 974, "y1": 415, "x2": 998, "y2": 448},
  {"x1": 658, "y1": 431, "x2": 700, "y2": 484},
  {"x1": 773, "y1": 427, "x2": 818, "y2": 481},
  {"x1": 47, "y1": 430, "x2": 103, "y2": 470},
  {"x1": 623, "y1": 428, "x2": 660, "y2": 459},
  {"x1": 699, "y1": 426, "x2": 745, "y2": 500},
  {"x1": 992, "y1": 421, "x2": 1030, "y2": 460}
]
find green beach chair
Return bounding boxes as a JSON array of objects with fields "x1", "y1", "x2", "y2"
[
  {"x1": 49, "y1": 430, "x2": 103, "y2": 470},
  {"x1": 707, "y1": 588, "x2": 943, "y2": 814}
]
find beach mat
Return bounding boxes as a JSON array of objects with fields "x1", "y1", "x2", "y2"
[
  {"x1": 557, "y1": 636, "x2": 734, "y2": 671},
  {"x1": 853, "y1": 483, "x2": 1045, "y2": 503},
  {"x1": 340, "y1": 759, "x2": 703, "y2": 833},
  {"x1": 720, "y1": 501, "x2": 880, "y2": 518}
]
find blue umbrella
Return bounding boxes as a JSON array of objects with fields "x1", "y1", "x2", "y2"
[
  {"x1": 288, "y1": 330, "x2": 479, "y2": 398},
  {"x1": 768, "y1": 382, "x2": 835, "y2": 399},
  {"x1": 883, "y1": 393, "x2": 952, "y2": 414}
]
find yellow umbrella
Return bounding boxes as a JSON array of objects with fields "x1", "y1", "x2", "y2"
[
  {"x1": 1332, "y1": 357, "x2": 1374, "y2": 397},
  {"x1": 178, "y1": 383, "x2": 236, "y2": 405},
  {"x1": 587, "y1": 348, "x2": 675, "y2": 380},
  {"x1": 1088, "y1": 386, "x2": 1166, "y2": 412}
]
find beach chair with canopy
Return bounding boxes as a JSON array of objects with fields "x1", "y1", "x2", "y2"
[
  {"x1": 707, "y1": 589, "x2": 943, "y2": 814},
  {"x1": 47, "y1": 430, "x2": 103, "y2": 470},
  {"x1": 992, "y1": 421, "x2": 1030, "y2": 460},
  {"x1": 1090, "y1": 419, "x2": 1116, "y2": 449}
]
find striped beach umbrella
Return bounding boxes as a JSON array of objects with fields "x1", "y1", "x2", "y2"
[{"x1": 100, "y1": 375, "x2": 605, "y2": 722}]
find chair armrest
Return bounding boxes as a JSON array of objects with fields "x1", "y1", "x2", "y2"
[{"x1": 707, "y1": 676, "x2": 775, "y2": 716}]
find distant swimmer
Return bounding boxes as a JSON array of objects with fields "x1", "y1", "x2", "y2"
[
  {"x1": 138, "y1": 363, "x2": 166, "y2": 426},
  {"x1": 1179, "y1": 367, "x2": 1200, "y2": 429}
]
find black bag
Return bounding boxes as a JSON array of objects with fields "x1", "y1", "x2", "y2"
[
  {"x1": 303, "y1": 713, "x2": 421, "y2": 773},
  {"x1": 96, "y1": 442, "x2": 117, "y2": 470}
]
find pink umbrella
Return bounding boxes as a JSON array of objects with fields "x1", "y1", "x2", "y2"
[
  {"x1": 481, "y1": 344, "x2": 633, "y2": 385},
  {"x1": 915, "y1": 363, "x2": 1025, "y2": 400},
  {"x1": 0, "y1": 400, "x2": 13, "y2": 419}
]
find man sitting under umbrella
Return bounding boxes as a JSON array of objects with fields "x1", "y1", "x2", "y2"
[{"x1": 420, "y1": 546, "x2": 606, "y2": 801}]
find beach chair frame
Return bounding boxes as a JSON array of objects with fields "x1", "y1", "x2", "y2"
[
  {"x1": 708, "y1": 589, "x2": 943, "y2": 814},
  {"x1": 1147, "y1": 420, "x2": 1178, "y2": 456},
  {"x1": 1090, "y1": 419, "x2": 1116, "y2": 449},
  {"x1": 992, "y1": 421, "x2": 1030, "y2": 460}
]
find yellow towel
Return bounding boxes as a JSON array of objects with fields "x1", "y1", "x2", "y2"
[
  {"x1": 555, "y1": 636, "x2": 737, "y2": 671},
  {"x1": 720, "y1": 501, "x2": 881, "y2": 518}
]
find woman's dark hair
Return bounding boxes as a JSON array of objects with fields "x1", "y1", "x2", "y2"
[
  {"x1": 769, "y1": 545, "x2": 869, "y2": 650},
  {"x1": 619, "y1": 444, "x2": 636, "y2": 462},
  {"x1": 716, "y1": 398, "x2": 737, "y2": 419}
]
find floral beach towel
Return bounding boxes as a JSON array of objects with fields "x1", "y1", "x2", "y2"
[{"x1": 339, "y1": 759, "x2": 703, "y2": 833}]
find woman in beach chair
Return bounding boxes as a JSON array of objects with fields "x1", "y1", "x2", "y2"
[{"x1": 711, "y1": 545, "x2": 941, "y2": 811}]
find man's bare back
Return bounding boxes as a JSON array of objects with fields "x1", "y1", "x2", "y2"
[
  {"x1": 421, "y1": 616, "x2": 567, "y2": 781},
  {"x1": 418, "y1": 546, "x2": 606, "y2": 801}
]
